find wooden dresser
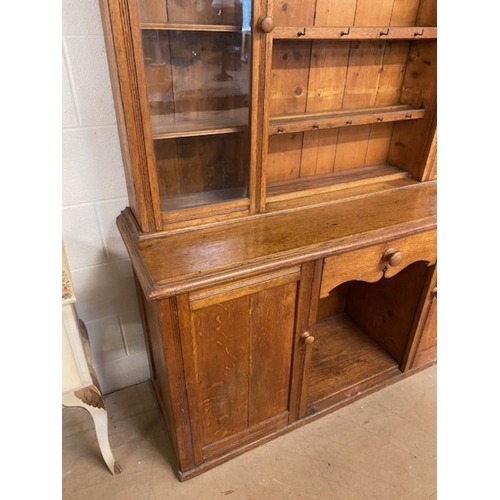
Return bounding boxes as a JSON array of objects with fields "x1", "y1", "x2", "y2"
[{"x1": 99, "y1": 0, "x2": 437, "y2": 480}]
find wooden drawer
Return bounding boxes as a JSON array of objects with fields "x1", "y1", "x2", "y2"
[{"x1": 320, "y1": 230, "x2": 437, "y2": 297}]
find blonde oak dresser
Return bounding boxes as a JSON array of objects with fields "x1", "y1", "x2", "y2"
[{"x1": 99, "y1": 0, "x2": 437, "y2": 480}]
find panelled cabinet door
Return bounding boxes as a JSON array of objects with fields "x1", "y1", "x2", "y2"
[{"x1": 177, "y1": 267, "x2": 309, "y2": 465}]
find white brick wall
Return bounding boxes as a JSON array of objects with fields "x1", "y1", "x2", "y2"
[{"x1": 62, "y1": 0, "x2": 149, "y2": 394}]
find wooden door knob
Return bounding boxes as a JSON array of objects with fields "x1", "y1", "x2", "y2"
[
  {"x1": 383, "y1": 248, "x2": 403, "y2": 267},
  {"x1": 260, "y1": 16, "x2": 275, "y2": 33},
  {"x1": 431, "y1": 287, "x2": 437, "y2": 298},
  {"x1": 301, "y1": 332, "x2": 315, "y2": 344}
]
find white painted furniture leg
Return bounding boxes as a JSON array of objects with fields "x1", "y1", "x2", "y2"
[{"x1": 63, "y1": 387, "x2": 123, "y2": 475}]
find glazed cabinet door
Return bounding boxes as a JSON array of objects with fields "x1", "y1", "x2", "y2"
[
  {"x1": 101, "y1": 0, "x2": 255, "y2": 232},
  {"x1": 138, "y1": 0, "x2": 253, "y2": 221},
  {"x1": 177, "y1": 264, "x2": 314, "y2": 468}
]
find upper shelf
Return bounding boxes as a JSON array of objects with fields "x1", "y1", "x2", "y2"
[
  {"x1": 151, "y1": 108, "x2": 248, "y2": 140},
  {"x1": 141, "y1": 23, "x2": 242, "y2": 32},
  {"x1": 272, "y1": 26, "x2": 437, "y2": 40},
  {"x1": 269, "y1": 105, "x2": 425, "y2": 136}
]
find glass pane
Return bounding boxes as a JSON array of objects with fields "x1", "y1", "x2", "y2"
[
  {"x1": 139, "y1": 2, "x2": 252, "y2": 212},
  {"x1": 138, "y1": 0, "x2": 250, "y2": 27},
  {"x1": 155, "y1": 132, "x2": 249, "y2": 211}
]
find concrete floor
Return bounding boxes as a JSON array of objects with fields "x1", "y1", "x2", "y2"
[{"x1": 62, "y1": 365, "x2": 436, "y2": 499}]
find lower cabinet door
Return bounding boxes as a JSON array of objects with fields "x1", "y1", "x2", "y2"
[{"x1": 178, "y1": 267, "x2": 305, "y2": 465}]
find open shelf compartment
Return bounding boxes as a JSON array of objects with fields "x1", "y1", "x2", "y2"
[
  {"x1": 306, "y1": 261, "x2": 433, "y2": 415},
  {"x1": 266, "y1": 36, "x2": 437, "y2": 198}
]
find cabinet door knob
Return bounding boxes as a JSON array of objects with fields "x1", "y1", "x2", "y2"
[
  {"x1": 383, "y1": 248, "x2": 403, "y2": 267},
  {"x1": 301, "y1": 331, "x2": 315, "y2": 344},
  {"x1": 260, "y1": 16, "x2": 275, "y2": 33},
  {"x1": 431, "y1": 287, "x2": 437, "y2": 299}
]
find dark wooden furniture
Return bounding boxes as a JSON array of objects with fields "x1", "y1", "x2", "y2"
[{"x1": 99, "y1": 0, "x2": 437, "y2": 481}]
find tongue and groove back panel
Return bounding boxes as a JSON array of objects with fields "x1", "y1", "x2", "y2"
[{"x1": 267, "y1": 0, "x2": 436, "y2": 185}]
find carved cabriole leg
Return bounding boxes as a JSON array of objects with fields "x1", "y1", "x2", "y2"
[{"x1": 62, "y1": 385, "x2": 123, "y2": 475}]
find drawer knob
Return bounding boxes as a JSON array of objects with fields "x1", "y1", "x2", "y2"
[
  {"x1": 431, "y1": 287, "x2": 437, "y2": 299},
  {"x1": 260, "y1": 16, "x2": 275, "y2": 33},
  {"x1": 383, "y1": 248, "x2": 403, "y2": 267},
  {"x1": 301, "y1": 331, "x2": 315, "y2": 344}
]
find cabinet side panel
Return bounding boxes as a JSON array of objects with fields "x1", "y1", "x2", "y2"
[
  {"x1": 141, "y1": 298, "x2": 173, "y2": 434},
  {"x1": 413, "y1": 295, "x2": 437, "y2": 368},
  {"x1": 388, "y1": 40, "x2": 437, "y2": 179},
  {"x1": 99, "y1": 0, "x2": 142, "y2": 225},
  {"x1": 249, "y1": 282, "x2": 297, "y2": 425},
  {"x1": 406, "y1": 265, "x2": 437, "y2": 369},
  {"x1": 192, "y1": 296, "x2": 251, "y2": 447},
  {"x1": 137, "y1": 292, "x2": 194, "y2": 471},
  {"x1": 99, "y1": 0, "x2": 162, "y2": 232}
]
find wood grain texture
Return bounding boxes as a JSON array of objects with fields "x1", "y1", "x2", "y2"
[
  {"x1": 269, "y1": 40, "x2": 311, "y2": 115},
  {"x1": 182, "y1": 278, "x2": 298, "y2": 452},
  {"x1": 332, "y1": 0, "x2": 393, "y2": 173},
  {"x1": 137, "y1": 291, "x2": 197, "y2": 470},
  {"x1": 314, "y1": 0, "x2": 357, "y2": 26},
  {"x1": 405, "y1": 264, "x2": 437, "y2": 369},
  {"x1": 346, "y1": 261, "x2": 430, "y2": 363},
  {"x1": 100, "y1": 0, "x2": 162, "y2": 232},
  {"x1": 286, "y1": 262, "x2": 315, "y2": 420},
  {"x1": 390, "y1": 0, "x2": 421, "y2": 27},
  {"x1": 320, "y1": 228, "x2": 436, "y2": 296},
  {"x1": 248, "y1": 282, "x2": 297, "y2": 425},
  {"x1": 300, "y1": 39, "x2": 349, "y2": 176},
  {"x1": 250, "y1": 0, "x2": 267, "y2": 214},
  {"x1": 271, "y1": 26, "x2": 437, "y2": 40},
  {"x1": 270, "y1": 0, "x2": 315, "y2": 27},
  {"x1": 353, "y1": 0, "x2": 394, "y2": 26},
  {"x1": 268, "y1": 162, "x2": 408, "y2": 199},
  {"x1": 306, "y1": 313, "x2": 399, "y2": 408},
  {"x1": 267, "y1": 176, "x2": 416, "y2": 212},
  {"x1": 416, "y1": 0, "x2": 437, "y2": 26},
  {"x1": 412, "y1": 288, "x2": 437, "y2": 368},
  {"x1": 388, "y1": 40, "x2": 437, "y2": 179},
  {"x1": 269, "y1": 105, "x2": 424, "y2": 135},
  {"x1": 190, "y1": 267, "x2": 300, "y2": 310},
  {"x1": 201, "y1": 413, "x2": 289, "y2": 460},
  {"x1": 118, "y1": 181, "x2": 437, "y2": 299},
  {"x1": 267, "y1": 133, "x2": 303, "y2": 182},
  {"x1": 192, "y1": 295, "x2": 251, "y2": 446},
  {"x1": 137, "y1": 0, "x2": 167, "y2": 23},
  {"x1": 425, "y1": 128, "x2": 437, "y2": 180},
  {"x1": 164, "y1": 0, "x2": 243, "y2": 25}
]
